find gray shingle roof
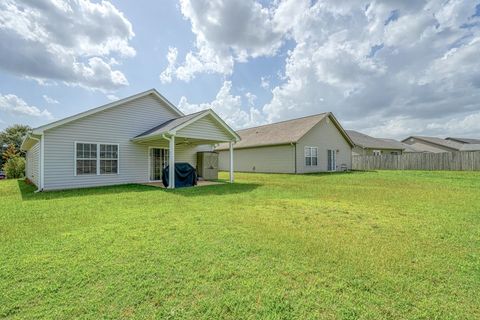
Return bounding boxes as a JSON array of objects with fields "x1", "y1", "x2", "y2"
[
  {"x1": 216, "y1": 113, "x2": 339, "y2": 150},
  {"x1": 403, "y1": 136, "x2": 464, "y2": 151},
  {"x1": 134, "y1": 110, "x2": 209, "y2": 139},
  {"x1": 346, "y1": 130, "x2": 405, "y2": 150},
  {"x1": 446, "y1": 137, "x2": 480, "y2": 144}
]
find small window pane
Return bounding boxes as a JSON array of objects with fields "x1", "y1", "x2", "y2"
[
  {"x1": 305, "y1": 147, "x2": 311, "y2": 157},
  {"x1": 312, "y1": 157, "x2": 318, "y2": 166},
  {"x1": 76, "y1": 160, "x2": 97, "y2": 175}
]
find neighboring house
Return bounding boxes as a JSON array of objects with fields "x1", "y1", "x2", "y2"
[
  {"x1": 401, "y1": 136, "x2": 480, "y2": 153},
  {"x1": 445, "y1": 137, "x2": 480, "y2": 144},
  {"x1": 21, "y1": 89, "x2": 239, "y2": 191},
  {"x1": 216, "y1": 113, "x2": 354, "y2": 173},
  {"x1": 346, "y1": 130, "x2": 405, "y2": 156}
]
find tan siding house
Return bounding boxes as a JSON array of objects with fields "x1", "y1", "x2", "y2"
[
  {"x1": 346, "y1": 130, "x2": 406, "y2": 156},
  {"x1": 21, "y1": 89, "x2": 239, "y2": 191},
  {"x1": 217, "y1": 113, "x2": 353, "y2": 173}
]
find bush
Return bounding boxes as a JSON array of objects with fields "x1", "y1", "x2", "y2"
[{"x1": 3, "y1": 156, "x2": 25, "y2": 179}]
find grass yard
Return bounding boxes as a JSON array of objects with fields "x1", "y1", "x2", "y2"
[{"x1": 1, "y1": 171, "x2": 479, "y2": 319}]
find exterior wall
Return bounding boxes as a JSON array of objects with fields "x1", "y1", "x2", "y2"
[
  {"x1": 296, "y1": 117, "x2": 352, "y2": 173},
  {"x1": 403, "y1": 140, "x2": 454, "y2": 153},
  {"x1": 42, "y1": 94, "x2": 200, "y2": 190},
  {"x1": 352, "y1": 146, "x2": 403, "y2": 156},
  {"x1": 176, "y1": 114, "x2": 232, "y2": 141},
  {"x1": 218, "y1": 144, "x2": 295, "y2": 173},
  {"x1": 25, "y1": 142, "x2": 40, "y2": 186}
]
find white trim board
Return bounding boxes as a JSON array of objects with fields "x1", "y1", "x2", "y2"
[{"x1": 32, "y1": 89, "x2": 183, "y2": 135}]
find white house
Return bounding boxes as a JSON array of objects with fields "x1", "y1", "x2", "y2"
[{"x1": 21, "y1": 89, "x2": 239, "y2": 191}]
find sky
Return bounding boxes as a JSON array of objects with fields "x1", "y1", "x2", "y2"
[{"x1": 1, "y1": 0, "x2": 480, "y2": 139}]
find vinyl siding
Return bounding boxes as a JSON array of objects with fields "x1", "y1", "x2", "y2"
[
  {"x1": 352, "y1": 146, "x2": 403, "y2": 156},
  {"x1": 296, "y1": 117, "x2": 352, "y2": 173},
  {"x1": 26, "y1": 142, "x2": 40, "y2": 186},
  {"x1": 176, "y1": 114, "x2": 232, "y2": 141},
  {"x1": 218, "y1": 144, "x2": 295, "y2": 173},
  {"x1": 42, "y1": 94, "x2": 202, "y2": 190}
]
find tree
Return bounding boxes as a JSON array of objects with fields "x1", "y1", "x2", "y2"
[
  {"x1": 3, "y1": 156, "x2": 25, "y2": 179},
  {"x1": 0, "y1": 124, "x2": 31, "y2": 168},
  {"x1": 2, "y1": 144, "x2": 19, "y2": 163}
]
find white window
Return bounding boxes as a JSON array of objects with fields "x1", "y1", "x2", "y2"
[
  {"x1": 75, "y1": 142, "x2": 119, "y2": 176},
  {"x1": 76, "y1": 143, "x2": 97, "y2": 175},
  {"x1": 100, "y1": 144, "x2": 118, "y2": 174},
  {"x1": 373, "y1": 150, "x2": 382, "y2": 156},
  {"x1": 305, "y1": 146, "x2": 318, "y2": 166}
]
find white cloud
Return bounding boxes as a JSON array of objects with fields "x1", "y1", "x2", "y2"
[
  {"x1": 42, "y1": 95, "x2": 59, "y2": 104},
  {"x1": 245, "y1": 92, "x2": 257, "y2": 106},
  {"x1": 178, "y1": 81, "x2": 265, "y2": 129},
  {"x1": 263, "y1": 0, "x2": 480, "y2": 137},
  {"x1": 260, "y1": 76, "x2": 270, "y2": 90},
  {"x1": 164, "y1": 0, "x2": 480, "y2": 137},
  {"x1": 162, "y1": 0, "x2": 309, "y2": 82},
  {"x1": 0, "y1": 93, "x2": 53, "y2": 119},
  {"x1": 106, "y1": 94, "x2": 119, "y2": 101},
  {"x1": 0, "y1": 0, "x2": 135, "y2": 91}
]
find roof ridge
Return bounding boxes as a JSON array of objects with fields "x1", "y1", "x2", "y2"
[{"x1": 237, "y1": 112, "x2": 329, "y2": 132}]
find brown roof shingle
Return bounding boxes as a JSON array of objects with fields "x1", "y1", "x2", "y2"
[{"x1": 216, "y1": 113, "x2": 351, "y2": 150}]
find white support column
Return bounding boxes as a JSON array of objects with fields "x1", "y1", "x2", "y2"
[
  {"x1": 168, "y1": 135, "x2": 175, "y2": 189},
  {"x1": 229, "y1": 141, "x2": 234, "y2": 183}
]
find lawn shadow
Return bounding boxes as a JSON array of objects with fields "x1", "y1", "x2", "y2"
[
  {"x1": 17, "y1": 179, "x2": 260, "y2": 201},
  {"x1": 17, "y1": 179, "x2": 162, "y2": 201}
]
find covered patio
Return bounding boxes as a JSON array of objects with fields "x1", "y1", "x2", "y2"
[{"x1": 131, "y1": 109, "x2": 240, "y2": 189}]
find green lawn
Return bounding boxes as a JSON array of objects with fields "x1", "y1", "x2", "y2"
[{"x1": 1, "y1": 171, "x2": 479, "y2": 319}]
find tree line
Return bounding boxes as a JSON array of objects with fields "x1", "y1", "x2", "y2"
[{"x1": 1, "y1": 124, "x2": 31, "y2": 179}]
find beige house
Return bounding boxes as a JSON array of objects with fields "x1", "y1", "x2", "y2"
[
  {"x1": 216, "y1": 113, "x2": 354, "y2": 173},
  {"x1": 346, "y1": 130, "x2": 407, "y2": 156},
  {"x1": 402, "y1": 136, "x2": 480, "y2": 153},
  {"x1": 21, "y1": 89, "x2": 239, "y2": 191}
]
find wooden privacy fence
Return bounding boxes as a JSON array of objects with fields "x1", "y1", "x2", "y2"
[{"x1": 352, "y1": 151, "x2": 480, "y2": 171}]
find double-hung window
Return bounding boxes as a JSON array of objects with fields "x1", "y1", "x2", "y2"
[
  {"x1": 75, "y1": 143, "x2": 119, "y2": 175},
  {"x1": 100, "y1": 144, "x2": 118, "y2": 174},
  {"x1": 305, "y1": 146, "x2": 318, "y2": 166},
  {"x1": 76, "y1": 143, "x2": 97, "y2": 175}
]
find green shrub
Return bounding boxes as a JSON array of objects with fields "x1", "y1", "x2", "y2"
[{"x1": 3, "y1": 156, "x2": 25, "y2": 179}]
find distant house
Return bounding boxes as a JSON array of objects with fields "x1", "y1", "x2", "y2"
[
  {"x1": 346, "y1": 130, "x2": 406, "y2": 156},
  {"x1": 216, "y1": 113, "x2": 354, "y2": 173},
  {"x1": 21, "y1": 89, "x2": 239, "y2": 191},
  {"x1": 445, "y1": 137, "x2": 480, "y2": 144},
  {"x1": 402, "y1": 136, "x2": 480, "y2": 153}
]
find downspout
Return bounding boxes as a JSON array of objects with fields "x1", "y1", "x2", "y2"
[{"x1": 291, "y1": 142, "x2": 297, "y2": 174}]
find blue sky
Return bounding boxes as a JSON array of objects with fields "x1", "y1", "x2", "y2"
[{"x1": 1, "y1": 0, "x2": 480, "y2": 139}]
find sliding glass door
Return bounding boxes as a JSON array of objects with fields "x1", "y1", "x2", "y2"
[{"x1": 150, "y1": 148, "x2": 169, "y2": 181}]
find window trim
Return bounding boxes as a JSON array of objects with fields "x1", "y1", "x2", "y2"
[
  {"x1": 304, "y1": 146, "x2": 318, "y2": 166},
  {"x1": 74, "y1": 141, "x2": 120, "y2": 176},
  {"x1": 372, "y1": 149, "x2": 382, "y2": 156}
]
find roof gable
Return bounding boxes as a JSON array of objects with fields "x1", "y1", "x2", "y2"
[
  {"x1": 216, "y1": 112, "x2": 353, "y2": 150},
  {"x1": 402, "y1": 136, "x2": 463, "y2": 151},
  {"x1": 32, "y1": 89, "x2": 183, "y2": 134},
  {"x1": 347, "y1": 130, "x2": 405, "y2": 150},
  {"x1": 133, "y1": 109, "x2": 239, "y2": 142}
]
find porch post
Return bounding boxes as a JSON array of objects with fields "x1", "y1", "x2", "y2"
[
  {"x1": 229, "y1": 141, "x2": 234, "y2": 183},
  {"x1": 169, "y1": 135, "x2": 175, "y2": 189}
]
